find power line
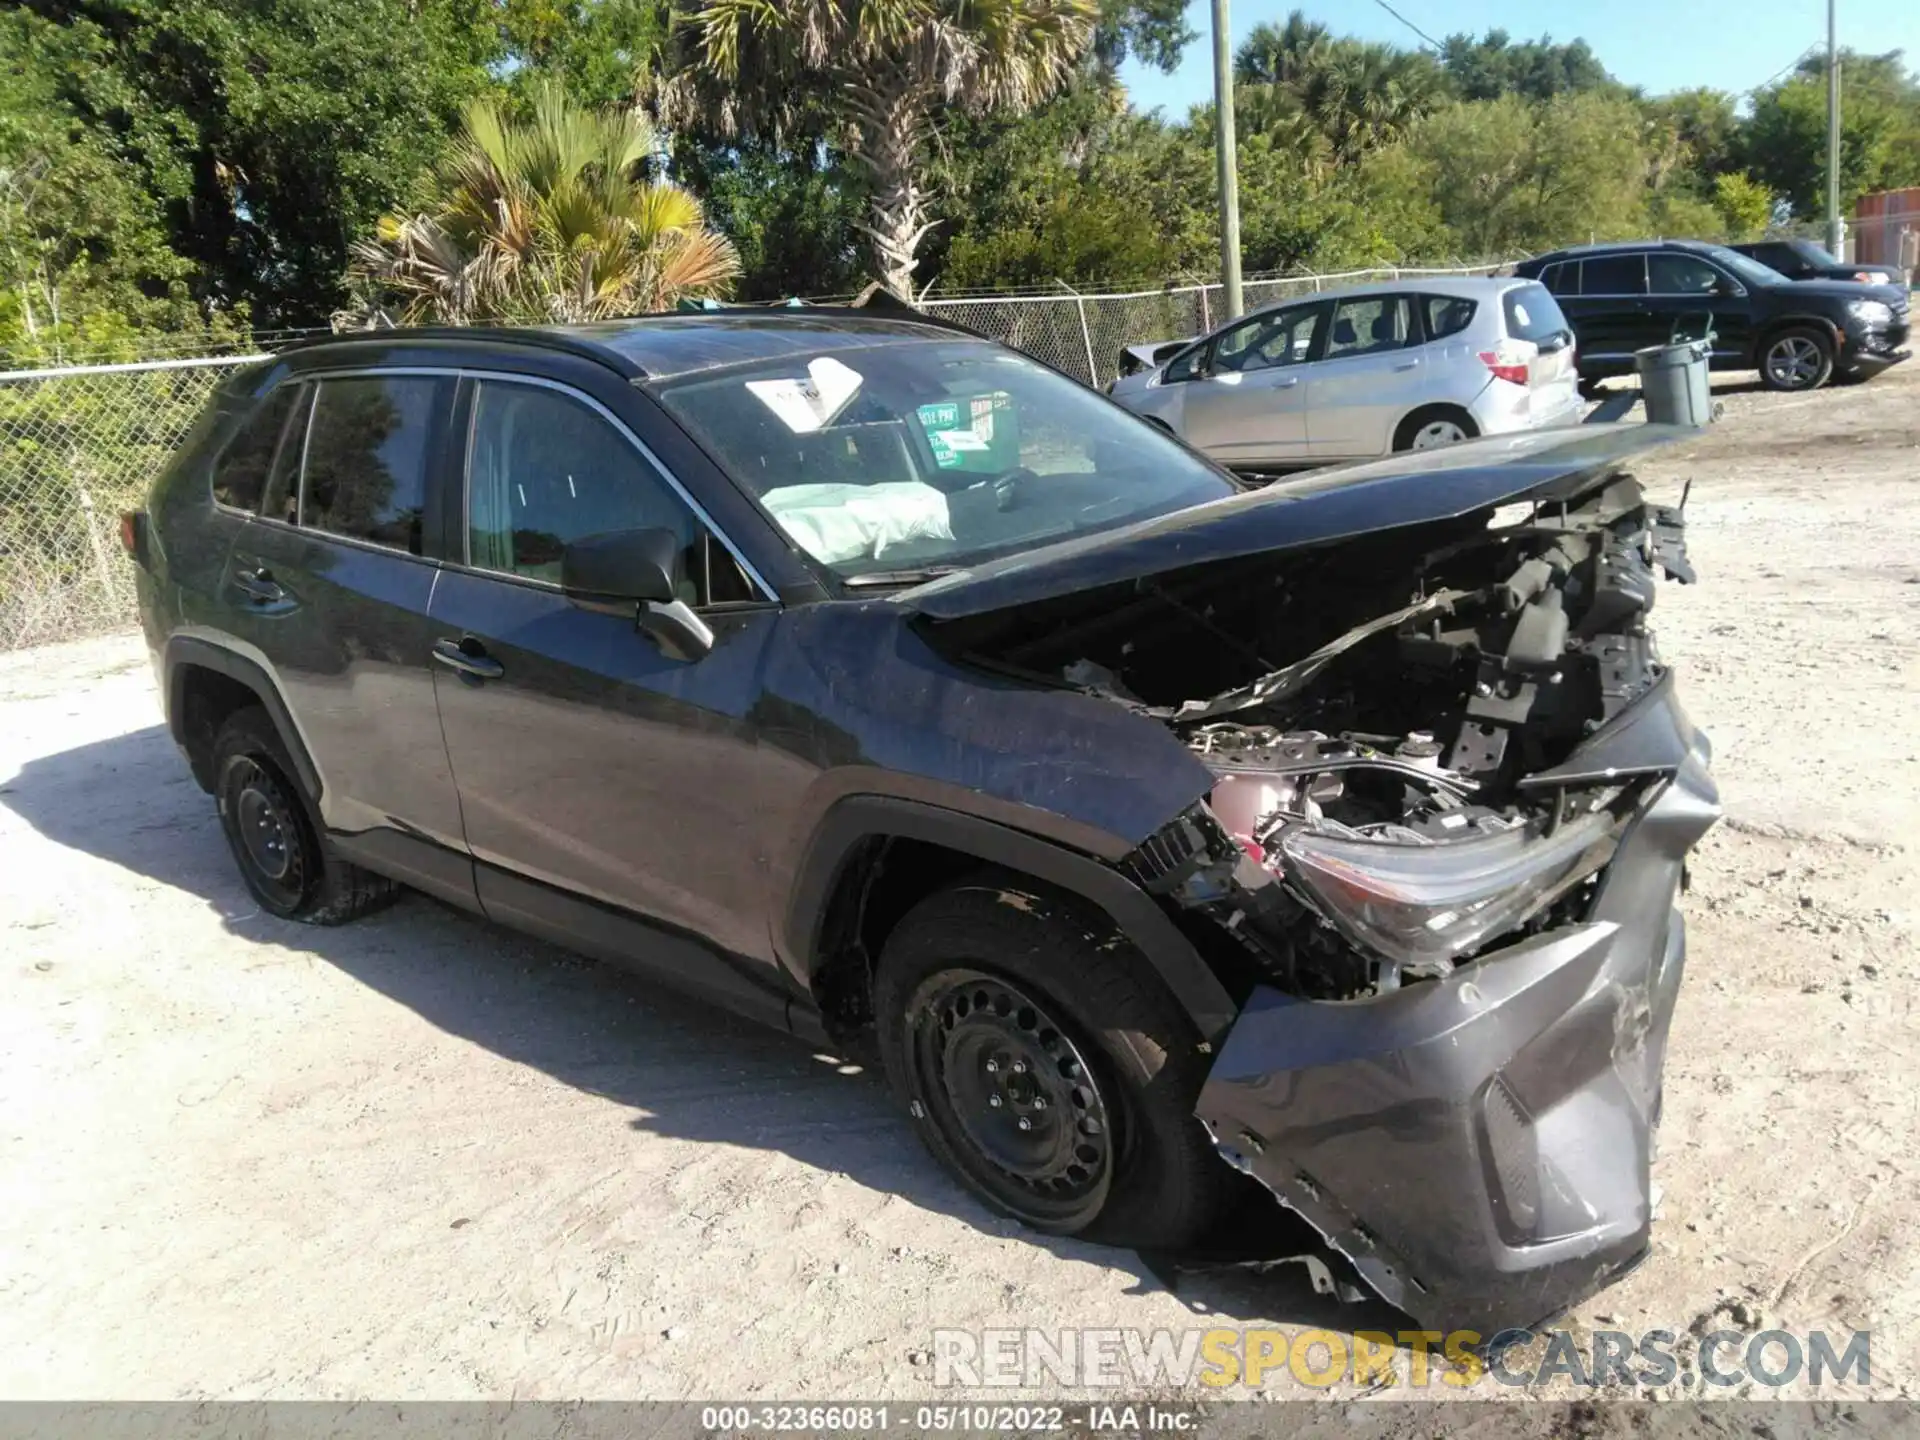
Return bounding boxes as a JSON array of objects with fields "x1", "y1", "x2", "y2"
[
  {"x1": 1732, "y1": 46, "x2": 1820, "y2": 99},
  {"x1": 1369, "y1": 0, "x2": 1445, "y2": 53}
]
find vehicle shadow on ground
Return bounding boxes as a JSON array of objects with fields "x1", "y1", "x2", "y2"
[{"x1": 3, "y1": 723, "x2": 1407, "y2": 1334}]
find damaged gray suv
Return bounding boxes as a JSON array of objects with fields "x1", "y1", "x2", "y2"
[{"x1": 129, "y1": 313, "x2": 1718, "y2": 1335}]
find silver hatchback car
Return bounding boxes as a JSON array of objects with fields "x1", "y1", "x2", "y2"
[{"x1": 1107, "y1": 277, "x2": 1585, "y2": 469}]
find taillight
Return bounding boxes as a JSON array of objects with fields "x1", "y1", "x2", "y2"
[
  {"x1": 119, "y1": 509, "x2": 147, "y2": 567},
  {"x1": 1478, "y1": 350, "x2": 1530, "y2": 386}
]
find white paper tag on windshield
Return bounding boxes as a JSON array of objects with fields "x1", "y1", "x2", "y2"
[{"x1": 745, "y1": 356, "x2": 864, "y2": 434}]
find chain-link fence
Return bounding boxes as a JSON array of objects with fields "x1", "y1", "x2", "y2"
[
  {"x1": 0, "y1": 262, "x2": 1518, "y2": 652},
  {"x1": 922, "y1": 263, "x2": 1512, "y2": 389},
  {"x1": 0, "y1": 355, "x2": 260, "y2": 651}
]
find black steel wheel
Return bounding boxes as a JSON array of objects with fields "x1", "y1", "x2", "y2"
[
  {"x1": 875, "y1": 883, "x2": 1236, "y2": 1248},
  {"x1": 211, "y1": 707, "x2": 397, "y2": 924},
  {"x1": 219, "y1": 751, "x2": 312, "y2": 913},
  {"x1": 907, "y1": 968, "x2": 1116, "y2": 1230}
]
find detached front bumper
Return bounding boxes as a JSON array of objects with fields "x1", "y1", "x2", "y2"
[{"x1": 1195, "y1": 691, "x2": 1720, "y2": 1335}]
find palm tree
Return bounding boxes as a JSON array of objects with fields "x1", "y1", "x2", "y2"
[
  {"x1": 343, "y1": 83, "x2": 739, "y2": 327},
  {"x1": 1234, "y1": 12, "x2": 1445, "y2": 166},
  {"x1": 666, "y1": 0, "x2": 1095, "y2": 298}
]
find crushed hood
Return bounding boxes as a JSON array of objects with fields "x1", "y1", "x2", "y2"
[{"x1": 897, "y1": 425, "x2": 1692, "y2": 622}]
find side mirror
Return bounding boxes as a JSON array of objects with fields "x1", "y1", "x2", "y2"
[
  {"x1": 562, "y1": 527, "x2": 679, "y2": 604},
  {"x1": 561, "y1": 527, "x2": 714, "y2": 662}
]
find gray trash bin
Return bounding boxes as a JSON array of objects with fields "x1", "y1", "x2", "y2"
[{"x1": 1634, "y1": 337, "x2": 1714, "y2": 427}]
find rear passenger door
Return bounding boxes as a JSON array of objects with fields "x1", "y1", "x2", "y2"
[
  {"x1": 218, "y1": 370, "x2": 472, "y2": 903},
  {"x1": 1553, "y1": 253, "x2": 1653, "y2": 368},
  {"x1": 1304, "y1": 293, "x2": 1424, "y2": 460},
  {"x1": 426, "y1": 375, "x2": 785, "y2": 976}
]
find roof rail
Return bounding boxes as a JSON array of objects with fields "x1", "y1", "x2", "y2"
[
  {"x1": 277, "y1": 306, "x2": 987, "y2": 379},
  {"x1": 273, "y1": 325, "x2": 647, "y2": 378}
]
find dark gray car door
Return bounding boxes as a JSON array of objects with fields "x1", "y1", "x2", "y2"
[
  {"x1": 425, "y1": 374, "x2": 788, "y2": 980},
  {"x1": 217, "y1": 370, "x2": 473, "y2": 903},
  {"x1": 1646, "y1": 251, "x2": 1753, "y2": 361}
]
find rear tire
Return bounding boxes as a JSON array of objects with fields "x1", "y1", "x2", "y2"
[
  {"x1": 212, "y1": 708, "x2": 397, "y2": 924},
  {"x1": 1759, "y1": 326, "x2": 1834, "y2": 392},
  {"x1": 1392, "y1": 406, "x2": 1479, "y2": 452},
  {"x1": 875, "y1": 883, "x2": 1233, "y2": 1249}
]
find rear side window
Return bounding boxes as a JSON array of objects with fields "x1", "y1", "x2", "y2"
[
  {"x1": 1325, "y1": 295, "x2": 1413, "y2": 358},
  {"x1": 1578, "y1": 254, "x2": 1648, "y2": 296},
  {"x1": 1420, "y1": 294, "x2": 1478, "y2": 341},
  {"x1": 301, "y1": 375, "x2": 445, "y2": 554},
  {"x1": 1502, "y1": 284, "x2": 1572, "y2": 346},
  {"x1": 1541, "y1": 262, "x2": 1575, "y2": 295},
  {"x1": 211, "y1": 384, "x2": 301, "y2": 512}
]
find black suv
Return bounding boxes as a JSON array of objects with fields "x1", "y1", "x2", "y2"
[
  {"x1": 1730, "y1": 236, "x2": 1909, "y2": 289},
  {"x1": 1515, "y1": 239, "x2": 1910, "y2": 392},
  {"x1": 130, "y1": 314, "x2": 1718, "y2": 1333}
]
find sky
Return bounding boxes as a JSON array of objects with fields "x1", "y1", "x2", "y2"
[{"x1": 1118, "y1": 0, "x2": 1920, "y2": 117}]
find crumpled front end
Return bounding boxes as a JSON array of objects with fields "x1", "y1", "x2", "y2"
[
  {"x1": 1195, "y1": 688, "x2": 1718, "y2": 1334},
  {"x1": 929, "y1": 436, "x2": 1719, "y2": 1328}
]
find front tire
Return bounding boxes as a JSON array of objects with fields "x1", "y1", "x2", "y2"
[
  {"x1": 1759, "y1": 326, "x2": 1835, "y2": 392},
  {"x1": 875, "y1": 883, "x2": 1234, "y2": 1248},
  {"x1": 212, "y1": 708, "x2": 397, "y2": 924}
]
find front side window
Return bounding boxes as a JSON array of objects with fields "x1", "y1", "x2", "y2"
[
  {"x1": 1325, "y1": 295, "x2": 1413, "y2": 358},
  {"x1": 654, "y1": 340, "x2": 1234, "y2": 582},
  {"x1": 1647, "y1": 254, "x2": 1723, "y2": 295},
  {"x1": 211, "y1": 383, "x2": 301, "y2": 512},
  {"x1": 301, "y1": 375, "x2": 444, "y2": 554},
  {"x1": 466, "y1": 380, "x2": 708, "y2": 599},
  {"x1": 1579, "y1": 254, "x2": 1648, "y2": 296},
  {"x1": 1213, "y1": 306, "x2": 1322, "y2": 373}
]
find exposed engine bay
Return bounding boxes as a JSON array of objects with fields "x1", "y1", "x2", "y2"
[{"x1": 944, "y1": 471, "x2": 1694, "y2": 1001}]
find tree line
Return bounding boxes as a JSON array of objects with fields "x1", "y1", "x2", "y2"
[{"x1": 4, "y1": 0, "x2": 1918, "y2": 362}]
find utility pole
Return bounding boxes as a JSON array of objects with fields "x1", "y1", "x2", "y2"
[
  {"x1": 1211, "y1": 0, "x2": 1243, "y2": 319},
  {"x1": 1826, "y1": 0, "x2": 1843, "y2": 257}
]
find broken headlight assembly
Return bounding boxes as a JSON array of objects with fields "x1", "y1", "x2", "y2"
[{"x1": 1273, "y1": 806, "x2": 1619, "y2": 975}]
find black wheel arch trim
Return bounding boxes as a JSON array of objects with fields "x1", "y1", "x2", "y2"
[
  {"x1": 163, "y1": 635, "x2": 322, "y2": 802},
  {"x1": 784, "y1": 795, "x2": 1240, "y2": 1045}
]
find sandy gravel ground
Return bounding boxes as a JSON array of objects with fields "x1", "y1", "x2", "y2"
[{"x1": 3, "y1": 365, "x2": 1918, "y2": 1415}]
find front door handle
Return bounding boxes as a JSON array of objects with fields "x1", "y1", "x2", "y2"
[
  {"x1": 1393, "y1": 359, "x2": 1420, "y2": 371},
  {"x1": 1274, "y1": 375, "x2": 1300, "y2": 388},
  {"x1": 432, "y1": 637, "x2": 505, "y2": 680},
  {"x1": 232, "y1": 566, "x2": 285, "y2": 603}
]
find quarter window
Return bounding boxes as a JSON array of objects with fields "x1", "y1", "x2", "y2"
[
  {"x1": 211, "y1": 384, "x2": 301, "y2": 513},
  {"x1": 1420, "y1": 295, "x2": 1478, "y2": 341},
  {"x1": 1163, "y1": 343, "x2": 1207, "y2": 383},
  {"x1": 1325, "y1": 295, "x2": 1413, "y2": 358},
  {"x1": 301, "y1": 375, "x2": 444, "y2": 554},
  {"x1": 466, "y1": 381, "x2": 708, "y2": 601}
]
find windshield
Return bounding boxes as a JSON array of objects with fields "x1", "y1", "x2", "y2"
[
  {"x1": 1791, "y1": 239, "x2": 1843, "y2": 267},
  {"x1": 1704, "y1": 246, "x2": 1786, "y2": 288},
  {"x1": 652, "y1": 340, "x2": 1236, "y2": 581}
]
